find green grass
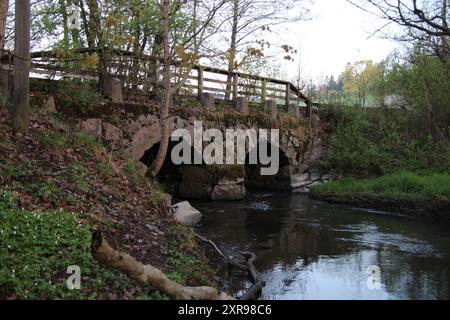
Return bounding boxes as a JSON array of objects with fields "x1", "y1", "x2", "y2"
[
  {"x1": 73, "y1": 132, "x2": 102, "y2": 151},
  {"x1": 69, "y1": 161, "x2": 91, "y2": 192},
  {"x1": 166, "y1": 225, "x2": 216, "y2": 287},
  {"x1": 37, "y1": 132, "x2": 68, "y2": 151},
  {"x1": 0, "y1": 95, "x2": 9, "y2": 111},
  {"x1": 0, "y1": 162, "x2": 34, "y2": 182},
  {"x1": 312, "y1": 171, "x2": 450, "y2": 200}
]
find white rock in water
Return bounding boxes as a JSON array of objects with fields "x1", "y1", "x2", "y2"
[
  {"x1": 292, "y1": 187, "x2": 310, "y2": 194},
  {"x1": 172, "y1": 201, "x2": 202, "y2": 227},
  {"x1": 291, "y1": 173, "x2": 310, "y2": 184}
]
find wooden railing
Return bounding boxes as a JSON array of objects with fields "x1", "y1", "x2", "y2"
[{"x1": 1, "y1": 48, "x2": 311, "y2": 115}]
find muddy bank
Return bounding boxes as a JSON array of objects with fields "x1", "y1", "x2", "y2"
[{"x1": 309, "y1": 191, "x2": 450, "y2": 221}]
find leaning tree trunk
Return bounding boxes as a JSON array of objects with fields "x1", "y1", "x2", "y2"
[
  {"x1": 91, "y1": 230, "x2": 233, "y2": 300},
  {"x1": 147, "y1": 0, "x2": 171, "y2": 178},
  {"x1": 12, "y1": 0, "x2": 30, "y2": 134}
]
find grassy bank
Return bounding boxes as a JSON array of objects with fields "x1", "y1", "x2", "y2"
[
  {"x1": 311, "y1": 171, "x2": 450, "y2": 219},
  {"x1": 0, "y1": 108, "x2": 216, "y2": 300}
]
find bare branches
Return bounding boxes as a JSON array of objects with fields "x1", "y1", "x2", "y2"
[
  {"x1": 347, "y1": 0, "x2": 450, "y2": 59},
  {"x1": 348, "y1": 0, "x2": 449, "y2": 36}
]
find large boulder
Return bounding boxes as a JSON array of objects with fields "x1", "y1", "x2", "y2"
[
  {"x1": 211, "y1": 184, "x2": 246, "y2": 201},
  {"x1": 138, "y1": 114, "x2": 158, "y2": 126},
  {"x1": 122, "y1": 119, "x2": 142, "y2": 134},
  {"x1": 172, "y1": 201, "x2": 202, "y2": 227},
  {"x1": 129, "y1": 123, "x2": 161, "y2": 161},
  {"x1": 102, "y1": 123, "x2": 123, "y2": 150},
  {"x1": 76, "y1": 118, "x2": 102, "y2": 139}
]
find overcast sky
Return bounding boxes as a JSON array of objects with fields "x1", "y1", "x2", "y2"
[{"x1": 280, "y1": 0, "x2": 402, "y2": 82}]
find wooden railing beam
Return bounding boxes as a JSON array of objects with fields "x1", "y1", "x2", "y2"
[{"x1": 27, "y1": 48, "x2": 312, "y2": 115}]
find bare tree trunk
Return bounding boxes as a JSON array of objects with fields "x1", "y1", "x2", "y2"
[
  {"x1": 12, "y1": 0, "x2": 30, "y2": 134},
  {"x1": 0, "y1": 0, "x2": 8, "y2": 50},
  {"x1": 147, "y1": 0, "x2": 172, "y2": 178},
  {"x1": 79, "y1": 0, "x2": 95, "y2": 48},
  {"x1": 441, "y1": 0, "x2": 449, "y2": 60},
  {"x1": 225, "y1": 0, "x2": 238, "y2": 101},
  {"x1": 70, "y1": 0, "x2": 82, "y2": 48},
  {"x1": 59, "y1": 0, "x2": 70, "y2": 48},
  {"x1": 0, "y1": 0, "x2": 9, "y2": 97},
  {"x1": 87, "y1": 0, "x2": 102, "y2": 46}
]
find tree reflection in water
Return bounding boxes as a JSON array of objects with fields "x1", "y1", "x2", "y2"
[{"x1": 194, "y1": 192, "x2": 450, "y2": 300}]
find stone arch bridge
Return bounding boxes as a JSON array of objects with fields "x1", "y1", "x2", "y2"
[{"x1": 1, "y1": 48, "x2": 328, "y2": 200}]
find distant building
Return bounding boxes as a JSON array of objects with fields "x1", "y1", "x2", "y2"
[{"x1": 384, "y1": 95, "x2": 411, "y2": 110}]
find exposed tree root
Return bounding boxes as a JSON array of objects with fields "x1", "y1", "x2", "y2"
[
  {"x1": 90, "y1": 230, "x2": 234, "y2": 300},
  {"x1": 237, "y1": 252, "x2": 264, "y2": 300},
  {"x1": 190, "y1": 229, "x2": 265, "y2": 300}
]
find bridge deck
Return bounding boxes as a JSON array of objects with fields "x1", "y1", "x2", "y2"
[{"x1": 1, "y1": 48, "x2": 311, "y2": 115}]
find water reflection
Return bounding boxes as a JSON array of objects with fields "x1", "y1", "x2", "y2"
[{"x1": 194, "y1": 192, "x2": 450, "y2": 300}]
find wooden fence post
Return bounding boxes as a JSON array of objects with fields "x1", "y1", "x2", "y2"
[
  {"x1": 285, "y1": 83, "x2": 290, "y2": 109},
  {"x1": 261, "y1": 80, "x2": 267, "y2": 105},
  {"x1": 197, "y1": 66, "x2": 204, "y2": 99}
]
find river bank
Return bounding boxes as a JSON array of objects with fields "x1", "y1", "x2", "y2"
[
  {"x1": 0, "y1": 109, "x2": 218, "y2": 300},
  {"x1": 309, "y1": 171, "x2": 450, "y2": 221}
]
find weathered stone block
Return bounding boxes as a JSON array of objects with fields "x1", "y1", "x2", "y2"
[
  {"x1": 200, "y1": 93, "x2": 215, "y2": 111},
  {"x1": 234, "y1": 96, "x2": 249, "y2": 114},
  {"x1": 291, "y1": 173, "x2": 310, "y2": 184},
  {"x1": 210, "y1": 184, "x2": 246, "y2": 201},
  {"x1": 129, "y1": 123, "x2": 161, "y2": 160},
  {"x1": 288, "y1": 103, "x2": 300, "y2": 118},
  {"x1": 265, "y1": 99, "x2": 277, "y2": 119},
  {"x1": 103, "y1": 76, "x2": 123, "y2": 103}
]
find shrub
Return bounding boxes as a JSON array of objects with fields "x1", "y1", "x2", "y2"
[
  {"x1": 318, "y1": 105, "x2": 450, "y2": 178},
  {"x1": 57, "y1": 80, "x2": 102, "y2": 116}
]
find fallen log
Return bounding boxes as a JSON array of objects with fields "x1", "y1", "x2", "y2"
[{"x1": 90, "y1": 230, "x2": 234, "y2": 300}]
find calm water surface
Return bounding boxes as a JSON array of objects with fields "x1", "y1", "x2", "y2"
[{"x1": 194, "y1": 192, "x2": 450, "y2": 300}]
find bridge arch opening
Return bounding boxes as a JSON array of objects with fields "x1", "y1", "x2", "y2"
[
  {"x1": 140, "y1": 139, "x2": 294, "y2": 200},
  {"x1": 244, "y1": 143, "x2": 291, "y2": 191}
]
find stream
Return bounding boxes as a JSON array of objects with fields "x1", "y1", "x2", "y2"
[{"x1": 193, "y1": 192, "x2": 450, "y2": 300}]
